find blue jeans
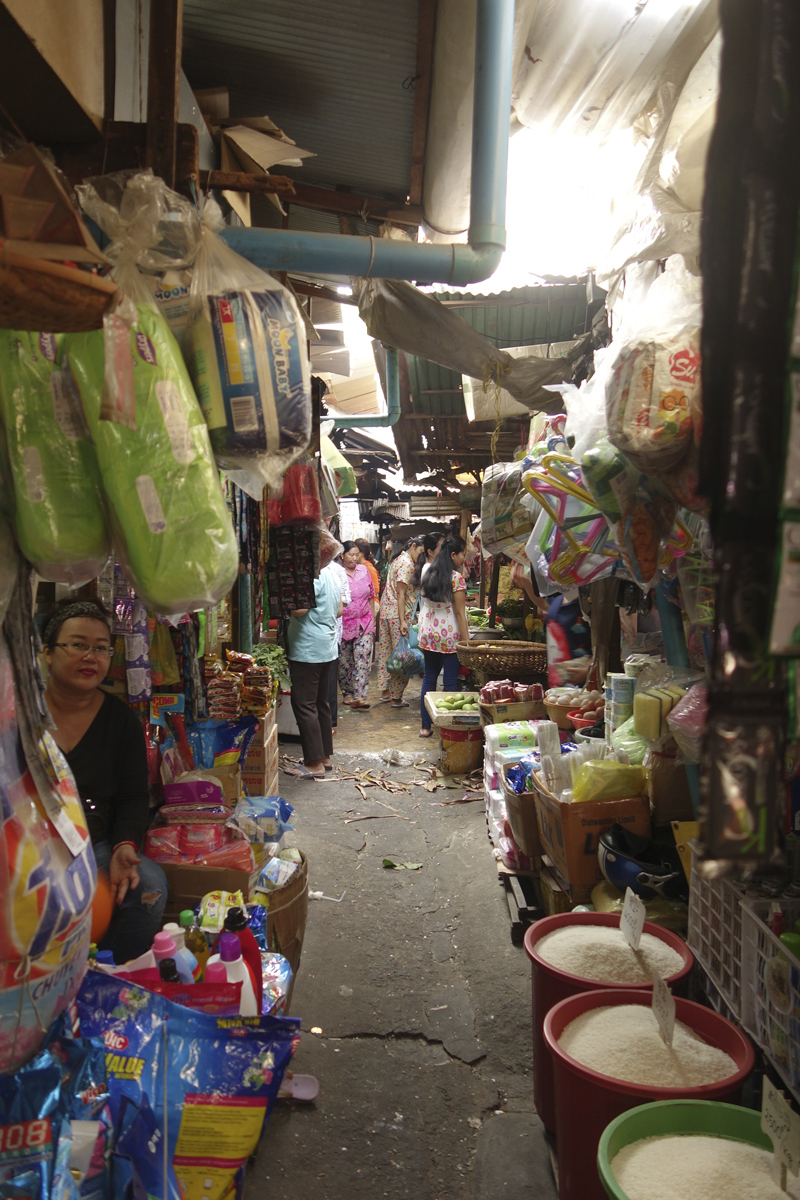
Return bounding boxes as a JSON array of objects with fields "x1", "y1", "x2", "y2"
[
  {"x1": 93, "y1": 841, "x2": 167, "y2": 963},
  {"x1": 420, "y1": 649, "x2": 461, "y2": 730}
]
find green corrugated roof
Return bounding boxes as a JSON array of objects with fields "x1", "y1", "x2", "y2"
[{"x1": 408, "y1": 281, "x2": 604, "y2": 415}]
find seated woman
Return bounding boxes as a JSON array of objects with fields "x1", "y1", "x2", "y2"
[{"x1": 42, "y1": 599, "x2": 167, "y2": 962}]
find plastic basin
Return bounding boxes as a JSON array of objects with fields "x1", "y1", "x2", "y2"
[
  {"x1": 544, "y1": 988, "x2": 754, "y2": 1200},
  {"x1": 568, "y1": 709, "x2": 596, "y2": 729},
  {"x1": 597, "y1": 1099, "x2": 772, "y2": 1199},
  {"x1": 523, "y1": 913, "x2": 693, "y2": 1132}
]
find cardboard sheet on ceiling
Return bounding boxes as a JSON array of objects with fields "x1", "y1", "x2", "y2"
[
  {"x1": 218, "y1": 120, "x2": 315, "y2": 227},
  {"x1": 359, "y1": 279, "x2": 573, "y2": 413}
]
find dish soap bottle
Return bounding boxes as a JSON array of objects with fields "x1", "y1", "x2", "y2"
[
  {"x1": 180, "y1": 910, "x2": 210, "y2": 980},
  {"x1": 161, "y1": 922, "x2": 198, "y2": 984},
  {"x1": 205, "y1": 933, "x2": 257, "y2": 1016}
]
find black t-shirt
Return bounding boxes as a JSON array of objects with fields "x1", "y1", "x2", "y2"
[{"x1": 64, "y1": 693, "x2": 150, "y2": 850}]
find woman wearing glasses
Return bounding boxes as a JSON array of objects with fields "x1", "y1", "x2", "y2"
[{"x1": 42, "y1": 599, "x2": 167, "y2": 961}]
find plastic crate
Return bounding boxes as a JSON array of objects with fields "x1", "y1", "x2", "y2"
[
  {"x1": 740, "y1": 896, "x2": 800, "y2": 1106},
  {"x1": 687, "y1": 843, "x2": 746, "y2": 1019}
]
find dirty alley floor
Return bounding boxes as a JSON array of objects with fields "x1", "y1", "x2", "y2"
[{"x1": 250, "y1": 673, "x2": 558, "y2": 1200}]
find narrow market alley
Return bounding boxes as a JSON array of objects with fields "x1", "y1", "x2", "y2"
[{"x1": 255, "y1": 676, "x2": 557, "y2": 1200}]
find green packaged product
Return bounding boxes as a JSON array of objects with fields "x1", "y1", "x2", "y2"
[
  {"x1": 66, "y1": 302, "x2": 238, "y2": 612},
  {"x1": 0, "y1": 330, "x2": 110, "y2": 583}
]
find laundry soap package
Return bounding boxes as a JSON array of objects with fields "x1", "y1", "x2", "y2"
[
  {"x1": 186, "y1": 200, "x2": 311, "y2": 495},
  {"x1": 0, "y1": 331, "x2": 110, "y2": 584},
  {"x1": 65, "y1": 300, "x2": 238, "y2": 614},
  {"x1": 76, "y1": 971, "x2": 300, "y2": 1200}
]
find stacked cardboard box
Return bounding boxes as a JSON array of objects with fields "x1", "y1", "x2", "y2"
[{"x1": 242, "y1": 708, "x2": 280, "y2": 796}]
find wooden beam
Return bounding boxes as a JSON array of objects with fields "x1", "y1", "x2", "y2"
[
  {"x1": 487, "y1": 556, "x2": 501, "y2": 627},
  {"x1": 410, "y1": 0, "x2": 437, "y2": 206},
  {"x1": 287, "y1": 181, "x2": 423, "y2": 227},
  {"x1": 146, "y1": 0, "x2": 183, "y2": 188},
  {"x1": 199, "y1": 169, "x2": 296, "y2": 198},
  {"x1": 56, "y1": 120, "x2": 198, "y2": 197}
]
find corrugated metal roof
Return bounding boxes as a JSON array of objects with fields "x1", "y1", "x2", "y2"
[
  {"x1": 182, "y1": 0, "x2": 418, "y2": 199},
  {"x1": 408, "y1": 281, "x2": 603, "y2": 415}
]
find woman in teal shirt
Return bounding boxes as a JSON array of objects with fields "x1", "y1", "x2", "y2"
[{"x1": 285, "y1": 563, "x2": 343, "y2": 777}]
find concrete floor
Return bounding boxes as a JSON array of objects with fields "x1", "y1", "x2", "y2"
[{"x1": 250, "y1": 672, "x2": 558, "y2": 1200}]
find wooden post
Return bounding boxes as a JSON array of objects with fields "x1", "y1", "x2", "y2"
[
  {"x1": 487, "y1": 556, "x2": 501, "y2": 627},
  {"x1": 146, "y1": 0, "x2": 183, "y2": 188},
  {"x1": 459, "y1": 508, "x2": 469, "y2": 540},
  {"x1": 479, "y1": 554, "x2": 486, "y2": 608}
]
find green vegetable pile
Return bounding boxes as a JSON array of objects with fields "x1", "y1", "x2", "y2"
[
  {"x1": 435, "y1": 695, "x2": 479, "y2": 712},
  {"x1": 467, "y1": 607, "x2": 489, "y2": 628},
  {"x1": 496, "y1": 597, "x2": 524, "y2": 618},
  {"x1": 253, "y1": 642, "x2": 290, "y2": 686}
]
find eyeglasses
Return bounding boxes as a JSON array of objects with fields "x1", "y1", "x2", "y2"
[{"x1": 53, "y1": 641, "x2": 113, "y2": 658}]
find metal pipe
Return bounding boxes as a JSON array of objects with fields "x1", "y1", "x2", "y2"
[
  {"x1": 219, "y1": 0, "x2": 514, "y2": 286},
  {"x1": 332, "y1": 347, "x2": 400, "y2": 428}
]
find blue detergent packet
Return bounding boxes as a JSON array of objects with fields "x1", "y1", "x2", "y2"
[
  {"x1": 186, "y1": 717, "x2": 258, "y2": 770},
  {"x1": 229, "y1": 796, "x2": 294, "y2": 842},
  {"x1": 45, "y1": 1015, "x2": 112, "y2": 1200},
  {"x1": 112, "y1": 1095, "x2": 180, "y2": 1200},
  {"x1": 246, "y1": 906, "x2": 294, "y2": 1015},
  {"x1": 76, "y1": 972, "x2": 300, "y2": 1199},
  {"x1": 0, "y1": 1049, "x2": 66, "y2": 1198}
]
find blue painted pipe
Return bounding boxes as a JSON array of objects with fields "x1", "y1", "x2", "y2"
[
  {"x1": 332, "y1": 346, "x2": 400, "y2": 428},
  {"x1": 219, "y1": 0, "x2": 514, "y2": 287}
]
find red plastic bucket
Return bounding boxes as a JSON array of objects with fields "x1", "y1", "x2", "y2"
[
  {"x1": 523, "y1": 913, "x2": 693, "y2": 1132},
  {"x1": 544, "y1": 988, "x2": 754, "y2": 1200}
]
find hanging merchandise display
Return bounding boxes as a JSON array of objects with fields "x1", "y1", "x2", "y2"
[
  {"x1": 0, "y1": 330, "x2": 110, "y2": 584},
  {"x1": 186, "y1": 199, "x2": 311, "y2": 496},
  {"x1": 481, "y1": 461, "x2": 538, "y2": 565}
]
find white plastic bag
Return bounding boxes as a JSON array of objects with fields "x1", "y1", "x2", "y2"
[{"x1": 186, "y1": 200, "x2": 311, "y2": 492}]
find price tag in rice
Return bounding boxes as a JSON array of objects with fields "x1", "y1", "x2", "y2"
[
  {"x1": 621, "y1": 888, "x2": 646, "y2": 952},
  {"x1": 762, "y1": 1080, "x2": 800, "y2": 1190},
  {"x1": 651, "y1": 975, "x2": 675, "y2": 1047}
]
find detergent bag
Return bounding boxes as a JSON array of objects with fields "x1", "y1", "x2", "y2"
[
  {"x1": 0, "y1": 331, "x2": 109, "y2": 584},
  {"x1": 186, "y1": 199, "x2": 312, "y2": 494},
  {"x1": 0, "y1": 629, "x2": 96, "y2": 1074}
]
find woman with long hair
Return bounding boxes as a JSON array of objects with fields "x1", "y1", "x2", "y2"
[
  {"x1": 338, "y1": 541, "x2": 377, "y2": 710},
  {"x1": 376, "y1": 536, "x2": 427, "y2": 706},
  {"x1": 413, "y1": 532, "x2": 445, "y2": 590},
  {"x1": 417, "y1": 534, "x2": 470, "y2": 737}
]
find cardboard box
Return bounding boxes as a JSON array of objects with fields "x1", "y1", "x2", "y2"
[
  {"x1": 539, "y1": 861, "x2": 571, "y2": 915},
  {"x1": 480, "y1": 699, "x2": 547, "y2": 726},
  {"x1": 245, "y1": 723, "x2": 278, "y2": 771},
  {"x1": 160, "y1": 862, "x2": 260, "y2": 923},
  {"x1": 501, "y1": 766, "x2": 541, "y2": 860},
  {"x1": 424, "y1": 691, "x2": 481, "y2": 728},
  {"x1": 648, "y1": 744, "x2": 695, "y2": 824},
  {"x1": 204, "y1": 764, "x2": 241, "y2": 804},
  {"x1": 250, "y1": 709, "x2": 277, "y2": 746},
  {"x1": 532, "y1": 775, "x2": 651, "y2": 905}
]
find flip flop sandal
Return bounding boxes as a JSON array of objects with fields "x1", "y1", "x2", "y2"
[
  {"x1": 419, "y1": 729, "x2": 433, "y2": 738},
  {"x1": 283, "y1": 764, "x2": 325, "y2": 779},
  {"x1": 351, "y1": 702, "x2": 371, "y2": 710},
  {"x1": 390, "y1": 700, "x2": 409, "y2": 708},
  {"x1": 277, "y1": 1073, "x2": 319, "y2": 1102},
  {"x1": 324, "y1": 764, "x2": 333, "y2": 772}
]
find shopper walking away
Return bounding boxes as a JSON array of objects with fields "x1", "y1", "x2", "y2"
[
  {"x1": 285, "y1": 563, "x2": 343, "y2": 777},
  {"x1": 377, "y1": 537, "x2": 426, "y2": 707},
  {"x1": 339, "y1": 541, "x2": 377, "y2": 710},
  {"x1": 326, "y1": 556, "x2": 351, "y2": 735},
  {"x1": 42, "y1": 599, "x2": 167, "y2": 961},
  {"x1": 418, "y1": 535, "x2": 470, "y2": 737},
  {"x1": 355, "y1": 538, "x2": 381, "y2": 596}
]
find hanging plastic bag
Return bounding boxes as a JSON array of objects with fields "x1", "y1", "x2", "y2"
[
  {"x1": 481, "y1": 461, "x2": 537, "y2": 564},
  {"x1": 605, "y1": 256, "x2": 702, "y2": 473},
  {"x1": 186, "y1": 198, "x2": 311, "y2": 492},
  {"x1": 571, "y1": 759, "x2": 649, "y2": 804},
  {"x1": 0, "y1": 331, "x2": 110, "y2": 583},
  {"x1": 68, "y1": 176, "x2": 238, "y2": 614},
  {"x1": 281, "y1": 458, "x2": 322, "y2": 524},
  {"x1": 387, "y1": 635, "x2": 424, "y2": 676}
]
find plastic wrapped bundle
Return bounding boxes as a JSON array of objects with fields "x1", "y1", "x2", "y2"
[
  {"x1": 0, "y1": 330, "x2": 110, "y2": 583},
  {"x1": 66, "y1": 301, "x2": 238, "y2": 613},
  {"x1": 481, "y1": 461, "x2": 537, "y2": 564},
  {"x1": 187, "y1": 200, "x2": 311, "y2": 494}
]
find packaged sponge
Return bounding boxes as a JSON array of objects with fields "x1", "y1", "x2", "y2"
[
  {"x1": 0, "y1": 330, "x2": 110, "y2": 583},
  {"x1": 66, "y1": 302, "x2": 238, "y2": 613}
]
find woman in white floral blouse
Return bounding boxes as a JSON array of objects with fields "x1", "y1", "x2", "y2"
[{"x1": 418, "y1": 535, "x2": 470, "y2": 737}]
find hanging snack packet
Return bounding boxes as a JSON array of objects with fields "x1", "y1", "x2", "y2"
[
  {"x1": 186, "y1": 199, "x2": 311, "y2": 494},
  {"x1": 69, "y1": 172, "x2": 238, "y2": 614},
  {"x1": 0, "y1": 331, "x2": 109, "y2": 584}
]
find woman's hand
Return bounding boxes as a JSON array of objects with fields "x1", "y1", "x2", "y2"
[
  {"x1": 109, "y1": 843, "x2": 141, "y2": 905},
  {"x1": 399, "y1": 620, "x2": 409, "y2": 637}
]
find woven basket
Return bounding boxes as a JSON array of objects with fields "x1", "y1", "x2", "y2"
[
  {"x1": 456, "y1": 639, "x2": 548, "y2": 677},
  {"x1": 0, "y1": 251, "x2": 117, "y2": 332}
]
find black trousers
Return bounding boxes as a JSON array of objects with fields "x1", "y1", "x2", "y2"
[
  {"x1": 289, "y1": 659, "x2": 333, "y2": 764},
  {"x1": 328, "y1": 654, "x2": 339, "y2": 728}
]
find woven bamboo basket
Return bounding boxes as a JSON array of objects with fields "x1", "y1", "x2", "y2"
[
  {"x1": 0, "y1": 251, "x2": 117, "y2": 332},
  {"x1": 456, "y1": 639, "x2": 548, "y2": 677}
]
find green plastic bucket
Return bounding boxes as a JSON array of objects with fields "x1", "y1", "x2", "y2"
[{"x1": 597, "y1": 1100, "x2": 773, "y2": 1199}]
